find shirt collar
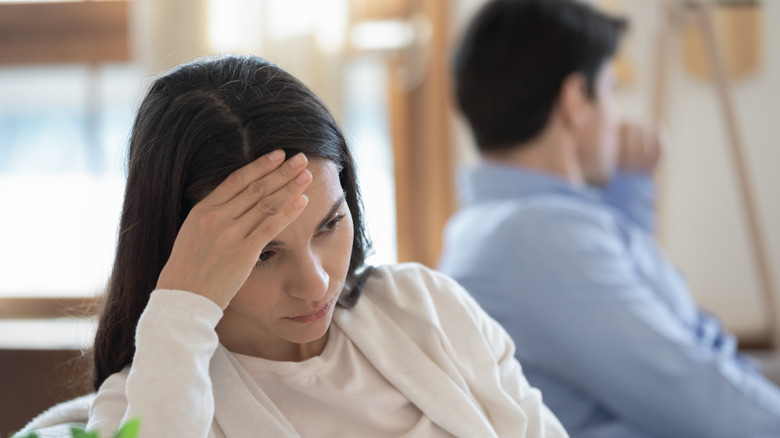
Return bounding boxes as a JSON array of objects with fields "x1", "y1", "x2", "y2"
[{"x1": 457, "y1": 161, "x2": 601, "y2": 205}]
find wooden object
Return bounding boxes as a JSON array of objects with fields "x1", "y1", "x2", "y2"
[
  {"x1": 387, "y1": 0, "x2": 454, "y2": 267},
  {"x1": 0, "y1": 297, "x2": 100, "y2": 320},
  {"x1": 651, "y1": 0, "x2": 775, "y2": 347},
  {"x1": 0, "y1": 1, "x2": 130, "y2": 65},
  {"x1": 351, "y1": 0, "x2": 411, "y2": 21},
  {"x1": 682, "y1": 1, "x2": 761, "y2": 80},
  {"x1": 349, "y1": 0, "x2": 455, "y2": 267},
  {"x1": 0, "y1": 349, "x2": 91, "y2": 437},
  {"x1": 693, "y1": 2, "x2": 779, "y2": 347}
]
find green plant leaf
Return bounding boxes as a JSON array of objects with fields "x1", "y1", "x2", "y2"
[
  {"x1": 13, "y1": 418, "x2": 139, "y2": 438},
  {"x1": 70, "y1": 427, "x2": 100, "y2": 438},
  {"x1": 113, "y1": 418, "x2": 141, "y2": 438}
]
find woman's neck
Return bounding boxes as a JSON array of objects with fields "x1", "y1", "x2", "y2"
[{"x1": 216, "y1": 316, "x2": 331, "y2": 362}]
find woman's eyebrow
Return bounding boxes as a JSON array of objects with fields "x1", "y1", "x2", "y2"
[
  {"x1": 262, "y1": 194, "x2": 347, "y2": 248},
  {"x1": 315, "y1": 194, "x2": 347, "y2": 232}
]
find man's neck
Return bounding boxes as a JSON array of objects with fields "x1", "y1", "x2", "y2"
[{"x1": 482, "y1": 124, "x2": 584, "y2": 186}]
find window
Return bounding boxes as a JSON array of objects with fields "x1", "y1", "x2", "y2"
[{"x1": 0, "y1": 0, "x2": 133, "y2": 349}]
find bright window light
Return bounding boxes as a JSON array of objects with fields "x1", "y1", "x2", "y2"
[
  {"x1": 350, "y1": 20, "x2": 415, "y2": 52},
  {"x1": 0, "y1": 318, "x2": 96, "y2": 350},
  {"x1": 267, "y1": 0, "x2": 318, "y2": 40},
  {"x1": 0, "y1": 64, "x2": 142, "y2": 298},
  {"x1": 343, "y1": 57, "x2": 398, "y2": 265},
  {"x1": 208, "y1": 0, "x2": 265, "y2": 53}
]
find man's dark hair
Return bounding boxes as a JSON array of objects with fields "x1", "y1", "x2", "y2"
[{"x1": 454, "y1": 0, "x2": 627, "y2": 151}]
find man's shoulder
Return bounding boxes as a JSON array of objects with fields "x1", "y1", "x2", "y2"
[
  {"x1": 455, "y1": 193, "x2": 617, "y2": 238},
  {"x1": 513, "y1": 193, "x2": 610, "y2": 220}
]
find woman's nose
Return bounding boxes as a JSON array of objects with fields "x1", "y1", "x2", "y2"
[{"x1": 287, "y1": 251, "x2": 329, "y2": 300}]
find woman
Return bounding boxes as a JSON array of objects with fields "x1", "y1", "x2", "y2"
[{"x1": 85, "y1": 55, "x2": 567, "y2": 437}]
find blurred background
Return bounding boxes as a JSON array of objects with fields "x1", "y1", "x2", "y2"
[{"x1": 0, "y1": 0, "x2": 778, "y2": 434}]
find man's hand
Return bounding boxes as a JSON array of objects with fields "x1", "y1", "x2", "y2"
[{"x1": 618, "y1": 120, "x2": 665, "y2": 173}]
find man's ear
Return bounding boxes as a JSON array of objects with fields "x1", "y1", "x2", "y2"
[{"x1": 557, "y1": 72, "x2": 590, "y2": 129}]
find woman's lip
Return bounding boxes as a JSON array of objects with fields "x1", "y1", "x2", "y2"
[{"x1": 287, "y1": 299, "x2": 333, "y2": 323}]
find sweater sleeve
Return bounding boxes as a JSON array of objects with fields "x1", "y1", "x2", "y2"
[
  {"x1": 455, "y1": 278, "x2": 569, "y2": 438},
  {"x1": 419, "y1": 267, "x2": 569, "y2": 438},
  {"x1": 88, "y1": 289, "x2": 223, "y2": 438}
]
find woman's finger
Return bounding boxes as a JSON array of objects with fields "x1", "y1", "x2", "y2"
[
  {"x1": 247, "y1": 194, "x2": 309, "y2": 248},
  {"x1": 205, "y1": 149, "x2": 286, "y2": 205},
  {"x1": 237, "y1": 167, "x2": 313, "y2": 238},
  {"x1": 226, "y1": 153, "x2": 309, "y2": 219}
]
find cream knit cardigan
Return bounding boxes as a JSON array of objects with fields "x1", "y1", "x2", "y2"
[{"x1": 48, "y1": 264, "x2": 567, "y2": 437}]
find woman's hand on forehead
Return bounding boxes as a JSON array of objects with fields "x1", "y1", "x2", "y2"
[{"x1": 156, "y1": 150, "x2": 312, "y2": 309}]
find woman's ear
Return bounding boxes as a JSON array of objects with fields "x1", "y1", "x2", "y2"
[{"x1": 557, "y1": 72, "x2": 590, "y2": 130}]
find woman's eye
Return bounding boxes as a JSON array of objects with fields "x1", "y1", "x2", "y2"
[
  {"x1": 257, "y1": 251, "x2": 275, "y2": 264},
  {"x1": 319, "y1": 214, "x2": 345, "y2": 234}
]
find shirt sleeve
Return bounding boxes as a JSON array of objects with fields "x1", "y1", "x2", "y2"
[
  {"x1": 88, "y1": 289, "x2": 223, "y2": 438},
  {"x1": 511, "y1": 213, "x2": 780, "y2": 438},
  {"x1": 599, "y1": 171, "x2": 656, "y2": 233}
]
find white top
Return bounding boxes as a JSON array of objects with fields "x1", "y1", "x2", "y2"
[
  {"x1": 87, "y1": 263, "x2": 568, "y2": 437},
  {"x1": 233, "y1": 323, "x2": 452, "y2": 437}
]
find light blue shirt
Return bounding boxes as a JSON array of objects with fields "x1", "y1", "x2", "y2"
[{"x1": 438, "y1": 162, "x2": 780, "y2": 438}]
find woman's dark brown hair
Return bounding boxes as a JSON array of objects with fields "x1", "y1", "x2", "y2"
[{"x1": 92, "y1": 55, "x2": 370, "y2": 390}]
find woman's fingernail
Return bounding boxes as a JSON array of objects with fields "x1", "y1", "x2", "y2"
[
  {"x1": 295, "y1": 169, "x2": 312, "y2": 184},
  {"x1": 287, "y1": 153, "x2": 306, "y2": 168},
  {"x1": 294, "y1": 195, "x2": 308, "y2": 209},
  {"x1": 267, "y1": 149, "x2": 285, "y2": 162}
]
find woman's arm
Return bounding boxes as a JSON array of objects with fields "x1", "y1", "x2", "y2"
[
  {"x1": 124, "y1": 290, "x2": 223, "y2": 436},
  {"x1": 426, "y1": 269, "x2": 569, "y2": 437},
  {"x1": 461, "y1": 287, "x2": 569, "y2": 437},
  {"x1": 89, "y1": 290, "x2": 223, "y2": 437}
]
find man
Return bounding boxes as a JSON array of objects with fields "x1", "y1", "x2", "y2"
[{"x1": 438, "y1": 1, "x2": 780, "y2": 437}]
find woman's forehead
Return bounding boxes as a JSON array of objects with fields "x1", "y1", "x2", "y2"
[
  {"x1": 296, "y1": 158, "x2": 346, "y2": 223},
  {"x1": 266, "y1": 158, "x2": 346, "y2": 245},
  {"x1": 304, "y1": 158, "x2": 342, "y2": 199}
]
